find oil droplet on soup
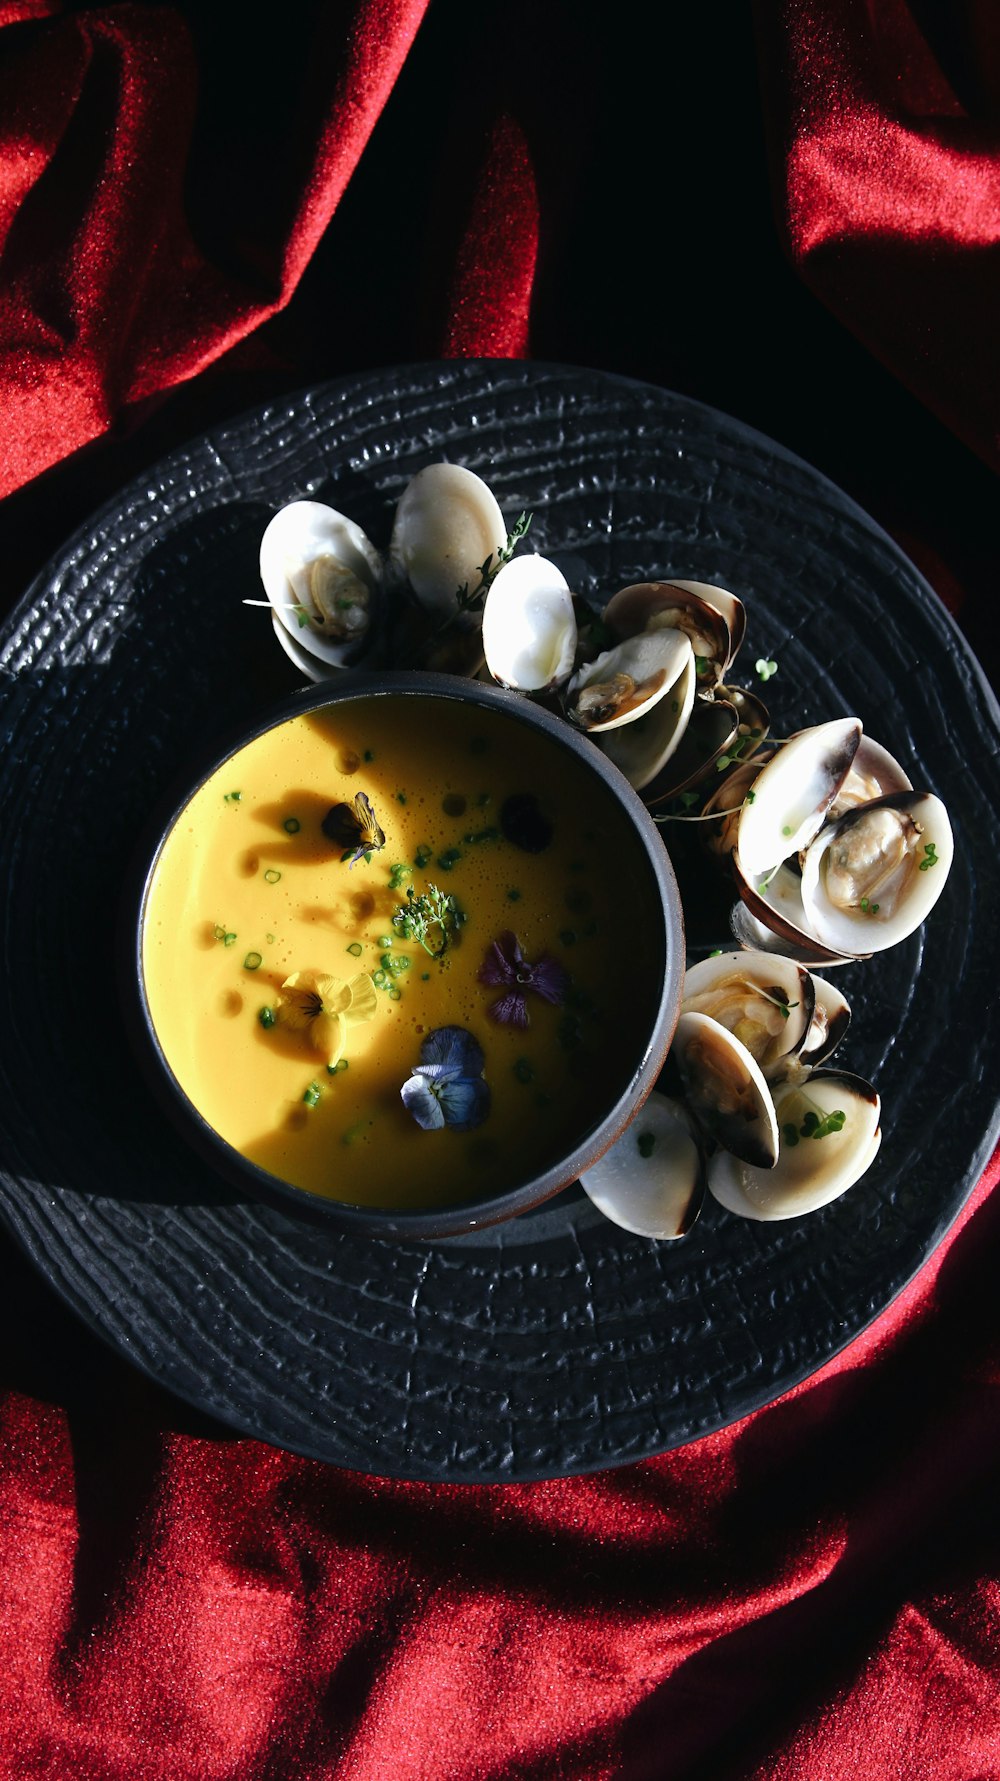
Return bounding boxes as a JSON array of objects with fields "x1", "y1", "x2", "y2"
[{"x1": 142, "y1": 699, "x2": 664, "y2": 1210}]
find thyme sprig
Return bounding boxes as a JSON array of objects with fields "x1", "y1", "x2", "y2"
[{"x1": 411, "y1": 511, "x2": 533, "y2": 660}]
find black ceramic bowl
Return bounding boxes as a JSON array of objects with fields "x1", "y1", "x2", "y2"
[{"x1": 124, "y1": 672, "x2": 685, "y2": 1239}]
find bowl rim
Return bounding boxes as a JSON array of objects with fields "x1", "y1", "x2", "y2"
[{"x1": 121, "y1": 671, "x2": 686, "y2": 1240}]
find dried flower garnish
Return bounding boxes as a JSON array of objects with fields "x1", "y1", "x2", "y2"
[
  {"x1": 274, "y1": 969, "x2": 377, "y2": 1067},
  {"x1": 400, "y1": 1026, "x2": 490, "y2": 1131},
  {"x1": 321, "y1": 791, "x2": 386, "y2": 866},
  {"x1": 478, "y1": 931, "x2": 569, "y2": 1027}
]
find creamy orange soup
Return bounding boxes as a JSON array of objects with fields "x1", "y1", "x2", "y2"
[{"x1": 142, "y1": 695, "x2": 664, "y2": 1209}]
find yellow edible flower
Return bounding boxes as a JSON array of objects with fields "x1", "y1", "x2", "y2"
[{"x1": 276, "y1": 970, "x2": 377, "y2": 1067}]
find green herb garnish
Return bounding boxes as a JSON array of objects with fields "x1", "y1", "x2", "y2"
[
  {"x1": 392, "y1": 883, "x2": 461, "y2": 957},
  {"x1": 258, "y1": 1007, "x2": 276, "y2": 1029},
  {"x1": 264, "y1": 869, "x2": 282, "y2": 884},
  {"x1": 918, "y1": 842, "x2": 939, "y2": 872},
  {"x1": 243, "y1": 951, "x2": 262, "y2": 971},
  {"x1": 223, "y1": 791, "x2": 242, "y2": 804},
  {"x1": 302, "y1": 1081, "x2": 322, "y2": 1108},
  {"x1": 346, "y1": 941, "x2": 363, "y2": 957},
  {"x1": 755, "y1": 658, "x2": 778, "y2": 681},
  {"x1": 636, "y1": 1132, "x2": 656, "y2": 1159},
  {"x1": 283, "y1": 817, "x2": 300, "y2": 834}
]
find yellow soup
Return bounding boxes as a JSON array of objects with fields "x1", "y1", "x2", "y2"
[{"x1": 141, "y1": 692, "x2": 666, "y2": 1210}]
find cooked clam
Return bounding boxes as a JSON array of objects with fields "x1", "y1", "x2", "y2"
[
  {"x1": 566, "y1": 630, "x2": 694, "y2": 732},
  {"x1": 735, "y1": 717, "x2": 862, "y2": 879},
  {"x1": 259, "y1": 500, "x2": 383, "y2": 669},
  {"x1": 388, "y1": 463, "x2": 507, "y2": 616},
  {"x1": 597, "y1": 652, "x2": 697, "y2": 788},
  {"x1": 579, "y1": 1092, "x2": 704, "y2": 1239},
  {"x1": 799, "y1": 791, "x2": 954, "y2": 954},
  {"x1": 481, "y1": 555, "x2": 578, "y2": 691},
  {"x1": 681, "y1": 950, "x2": 815, "y2": 1080},
  {"x1": 603, "y1": 581, "x2": 736, "y2": 686},
  {"x1": 672, "y1": 1011, "x2": 779, "y2": 1169},
  {"x1": 707, "y1": 1070, "x2": 881, "y2": 1220}
]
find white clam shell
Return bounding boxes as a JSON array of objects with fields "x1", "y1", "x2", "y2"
[
  {"x1": 799, "y1": 791, "x2": 954, "y2": 954},
  {"x1": 736, "y1": 717, "x2": 862, "y2": 879},
  {"x1": 579, "y1": 1093, "x2": 703, "y2": 1240},
  {"x1": 388, "y1": 463, "x2": 507, "y2": 616},
  {"x1": 598, "y1": 652, "x2": 697, "y2": 788},
  {"x1": 666, "y1": 578, "x2": 747, "y2": 663},
  {"x1": 672, "y1": 1010, "x2": 779, "y2": 1169},
  {"x1": 798, "y1": 976, "x2": 851, "y2": 1070},
  {"x1": 707, "y1": 1071, "x2": 881, "y2": 1220},
  {"x1": 259, "y1": 500, "x2": 383, "y2": 669},
  {"x1": 481, "y1": 555, "x2": 577, "y2": 690},
  {"x1": 568, "y1": 630, "x2": 694, "y2": 732},
  {"x1": 681, "y1": 950, "x2": 815, "y2": 1080}
]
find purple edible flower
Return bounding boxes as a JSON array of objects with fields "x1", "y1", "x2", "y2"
[
  {"x1": 400, "y1": 1025, "x2": 491, "y2": 1132},
  {"x1": 478, "y1": 930, "x2": 569, "y2": 1028}
]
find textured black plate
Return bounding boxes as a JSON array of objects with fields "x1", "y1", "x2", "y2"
[{"x1": 1, "y1": 362, "x2": 997, "y2": 1482}]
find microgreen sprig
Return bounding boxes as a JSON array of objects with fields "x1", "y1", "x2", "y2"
[{"x1": 391, "y1": 883, "x2": 462, "y2": 957}]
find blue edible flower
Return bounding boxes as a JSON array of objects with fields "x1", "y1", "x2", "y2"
[{"x1": 400, "y1": 1025, "x2": 491, "y2": 1132}]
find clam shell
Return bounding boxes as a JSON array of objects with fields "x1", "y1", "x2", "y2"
[
  {"x1": 828, "y1": 736, "x2": 913, "y2": 819},
  {"x1": 735, "y1": 717, "x2": 862, "y2": 879},
  {"x1": 597, "y1": 652, "x2": 697, "y2": 788},
  {"x1": 681, "y1": 950, "x2": 815, "y2": 1080},
  {"x1": 259, "y1": 500, "x2": 383, "y2": 669},
  {"x1": 672, "y1": 1011, "x2": 779, "y2": 1169},
  {"x1": 799, "y1": 791, "x2": 954, "y2": 954},
  {"x1": 481, "y1": 554, "x2": 577, "y2": 690},
  {"x1": 603, "y1": 581, "x2": 734, "y2": 683},
  {"x1": 707, "y1": 1070, "x2": 881, "y2": 1220},
  {"x1": 388, "y1": 463, "x2": 507, "y2": 616},
  {"x1": 731, "y1": 865, "x2": 859, "y2": 967},
  {"x1": 567, "y1": 630, "x2": 693, "y2": 732},
  {"x1": 798, "y1": 976, "x2": 851, "y2": 1070},
  {"x1": 579, "y1": 1092, "x2": 704, "y2": 1240}
]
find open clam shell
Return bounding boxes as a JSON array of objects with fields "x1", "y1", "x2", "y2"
[
  {"x1": 828, "y1": 736, "x2": 912, "y2": 818},
  {"x1": 672, "y1": 1011, "x2": 779, "y2": 1169},
  {"x1": 707, "y1": 1070, "x2": 881, "y2": 1220},
  {"x1": 735, "y1": 717, "x2": 862, "y2": 879},
  {"x1": 799, "y1": 791, "x2": 954, "y2": 955},
  {"x1": 602, "y1": 581, "x2": 735, "y2": 685},
  {"x1": 481, "y1": 554, "x2": 577, "y2": 690},
  {"x1": 259, "y1": 500, "x2": 384, "y2": 669},
  {"x1": 730, "y1": 866, "x2": 859, "y2": 968},
  {"x1": 578, "y1": 1092, "x2": 704, "y2": 1240},
  {"x1": 566, "y1": 629, "x2": 694, "y2": 732},
  {"x1": 681, "y1": 950, "x2": 815, "y2": 1081},
  {"x1": 798, "y1": 975, "x2": 851, "y2": 1070},
  {"x1": 597, "y1": 651, "x2": 697, "y2": 788},
  {"x1": 388, "y1": 463, "x2": 507, "y2": 617}
]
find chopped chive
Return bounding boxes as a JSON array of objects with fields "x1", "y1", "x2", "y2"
[
  {"x1": 346, "y1": 941, "x2": 363, "y2": 958},
  {"x1": 436, "y1": 847, "x2": 462, "y2": 871},
  {"x1": 283, "y1": 816, "x2": 301, "y2": 833},
  {"x1": 388, "y1": 984, "x2": 401, "y2": 1001},
  {"x1": 373, "y1": 969, "x2": 389, "y2": 989},
  {"x1": 507, "y1": 888, "x2": 522, "y2": 902},
  {"x1": 414, "y1": 844, "x2": 432, "y2": 868},
  {"x1": 258, "y1": 1007, "x2": 276, "y2": 1029},
  {"x1": 396, "y1": 791, "x2": 407, "y2": 804},
  {"x1": 327, "y1": 1058, "x2": 349, "y2": 1075},
  {"x1": 378, "y1": 935, "x2": 393, "y2": 949},
  {"x1": 363, "y1": 749, "x2": 374, "y2": 762},
  {"x1": 636, "y1": 1132, "x2": 656, "y2": 1158},
  {"x1": 266, "y1": 933, "x2": 276, "y2": 945},
  {"x1": 421, "y1": 972, "x2": 430, "y2": 981},
  {"x1": 302, "y1": 1082, "x2": 322, "y2": 1108},
  {"x1": 223, "y1": 932, "x2": 237, "y2": 947},
  {"x1": 243, "y1": 951, "x2": 262, "y2": 971},
  {"x1": 781, "y1": 825, "x2": 792, "y2": 836},
  {"x1": 223, "y1": 790, "x2": 242, "y2": 804},
  {"x1": 264, "y1": 868, "x2": 281, "y2": 884}
]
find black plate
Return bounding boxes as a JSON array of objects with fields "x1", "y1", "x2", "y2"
[{"x1": 1, "y1": 361, "x2": 997, "y2": 1482}]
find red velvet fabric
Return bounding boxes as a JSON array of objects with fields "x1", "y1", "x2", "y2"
[{"x1": 1, "y1": 4, "x2": 999, "y2": 1777}]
